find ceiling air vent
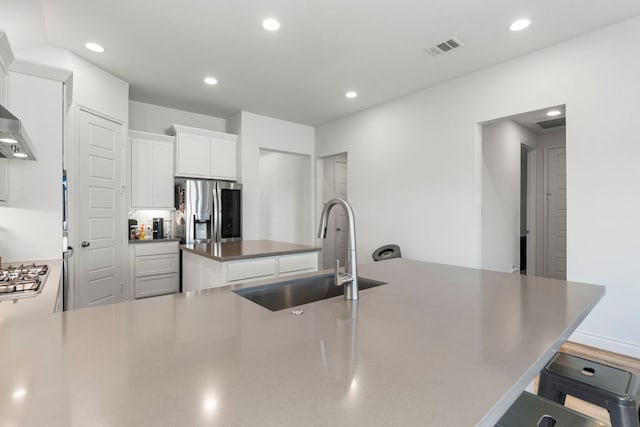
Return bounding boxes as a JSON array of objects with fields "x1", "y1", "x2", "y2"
[
  {"x1": 426, "y1": 37, "x2": 464, "y2": 57},
  {"x1": 536, "y1": 117, "x2": 566, "y2": 130}
]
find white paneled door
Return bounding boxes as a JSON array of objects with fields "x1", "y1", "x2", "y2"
[
  {"x1": 322, "y1": 154, "x2": 348, "y2": 269},
  {"x1": 76, "y1": 109, "x2": 125, "y2": 307},
  {"x1": 545, "y1": 146, "x2": 567, "y2": 280}
]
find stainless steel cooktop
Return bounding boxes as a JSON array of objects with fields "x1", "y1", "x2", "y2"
[{"x1": 0, "y1": 263, "x2": 49, "y2": 301}]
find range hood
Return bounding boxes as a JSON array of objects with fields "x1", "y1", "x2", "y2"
[{"x1": 0, "y1": 103, "x2": 37, "y2": 160}]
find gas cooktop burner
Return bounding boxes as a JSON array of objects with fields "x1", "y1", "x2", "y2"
[{"x1": 0, "y1": 263, "x2": 49, "y2": 301}]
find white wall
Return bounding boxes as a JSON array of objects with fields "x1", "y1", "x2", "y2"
[
  {"x1": 258, "y1": 150, "x2": 312, "y2": 244},
  {"x1": 0, "y1": 72, "x2": 63, "y2": 261},
  {"x1": 11, "y1": 45, "x2": 129, "y2": 310},
  {"x1": 129, "y1": 100, "x2": 226, "y2": 134},
  {"x1": 16, "y1": 46, "x2": 128, "y2": 123},
  {"x1": 481, "y1": 120, "x2": 537, "y2": 272},
  {"x1": 316, "y1": 17, "x2": 640, "y2": 357},
  {"x1": 233, "y1": 111, "x2": 315, "y2": 242}
]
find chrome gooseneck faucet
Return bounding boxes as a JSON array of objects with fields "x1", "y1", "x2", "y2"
[{"x1": 317, "y1": 198, "x2": 358, "y2": 300}]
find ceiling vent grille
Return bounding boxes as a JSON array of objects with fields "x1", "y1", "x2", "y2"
[
  {"x1": 426, "y1": 37, "x2": 464, "y2": 57},
  {"x1": 536, "y1": 117, "x2": 566, "y2": 129}
]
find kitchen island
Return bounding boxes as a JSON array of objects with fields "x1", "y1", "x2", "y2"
[
  {"x1": 0, "y1": 258, "x2": 604, "y2": 426},
  {"x1": 181, "y1": 239, "x2": 322, "y2": 291}
]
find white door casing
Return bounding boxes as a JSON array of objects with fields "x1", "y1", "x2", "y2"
[
  {"x1": 526, "y1": 148, "x2": 537, "y2": 275},
  {"x1": 76, "y1": 108, "x2": 125, "y2": 307},
  {"x1": 545, "y1": 146, "x2": 567, "y2": 279}
]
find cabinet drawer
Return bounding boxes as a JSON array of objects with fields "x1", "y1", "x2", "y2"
[
  {"x1": 135, "y1": 253, "x2": 178, "y2": 277},
  {"x1": 278, "y1": 253, "x2": 318, "y2": 274},
  {"x1": 135, "y1": 273, "x2": 178, "y2": 298},
  {"x1": 227, "y1": 258, "x2": 276, "y2": 282},
  {"x1": 134, "y1": 241, "x2": 178, "y2": 256}
]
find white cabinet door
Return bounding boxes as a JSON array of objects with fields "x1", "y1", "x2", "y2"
[
  {"x1": 278, "y1": 253, "x2": 318, "y2": 274},
  {"x1": 209, "y1": 137, "x2": 237, "y2": 180},
  {"x1": 130, "y1": 134, "x2": 175, "y2": 209},
  {"x1": 131, "y1": 138, "x2": 153, "y2": 207},
  {"x1": 152, "y1": 141, "x2": 174, "y2": 208},
  {"x1": 135, "y1": 273, "x2": 178, "y2": 298},
  {"x1": 227, "y1": 258, "x2": 276, "y2": 282},
  {"x1": 176, "y1": 133, "x2": 209, "y2": 177}
]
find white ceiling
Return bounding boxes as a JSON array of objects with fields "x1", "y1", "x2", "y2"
[
  {"x1": 1, "y1": 0, "x2": 640, "y2": 126},
  {"x1": 509, "y1": 105, "x2": 566, "y2": 135}
]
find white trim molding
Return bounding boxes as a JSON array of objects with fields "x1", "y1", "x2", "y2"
[{"x1": 570, "y1": 330, "x2": 640, "y2": 359}]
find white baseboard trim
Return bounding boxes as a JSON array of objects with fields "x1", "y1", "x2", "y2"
[{"x1": 570, "y1": 330, "x2": 640, "y2": 359}]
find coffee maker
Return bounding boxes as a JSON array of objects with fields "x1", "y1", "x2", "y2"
[{"x1": 152, "y1": 217, "x2": 164, "y2": 239}]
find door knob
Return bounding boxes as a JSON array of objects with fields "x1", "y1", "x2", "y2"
[{"x1": 81, "y1": 241, "x2": 90, "y2": 248}]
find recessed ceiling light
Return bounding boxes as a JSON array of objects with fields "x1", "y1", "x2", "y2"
[
  {"x1": 204, "y1": 77, "x2": 218, "y2": 86},
  {"x1": 13, "y1": 151, "x2": 28, "y2": 158},
  {"x1": 0, "y1": 137, "x2": 18, "y2": 144},
  {"x1": 12, "y1": 388, "x2": 27, "y2": 399},
  {"x1": 262, "y1": 18, "x2": 280, "y2": 32},
  {"x1": 509, "y1": 19, "x2": 531, "y2": 32},
  {"x1": 345, "y1": 91, "x2": 358, "y2": 99},
  {"x1": 84, "y1": 42, "x2": 105, "y2": 53},
  {"x1": 546, "y1": 110, "x2": 562, "y2": 117}
]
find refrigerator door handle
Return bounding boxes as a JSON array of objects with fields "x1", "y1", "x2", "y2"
[{"x1": 213, "y1": 184, "x2": 221, "y2": 242}]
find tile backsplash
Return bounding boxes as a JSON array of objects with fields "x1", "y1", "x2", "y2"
[{"x1": 128, "y1": 209, "x2": 174, "y2": 239}]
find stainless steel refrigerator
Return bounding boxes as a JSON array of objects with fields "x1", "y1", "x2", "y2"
[
  {"x1": 62, "y1": 169, "x2": 71, "y2": 311},
  {"x1": 174, "y1": 178, "x2": 242, "y2": 243}
]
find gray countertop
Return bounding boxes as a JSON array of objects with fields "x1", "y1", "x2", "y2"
[
  {"x1": 0, "y1": 259, "x2": 604, "y2": 426},
  {"x1": 128, "y1": 237, "x2": 181, "y2": 244},
  {"x1": 0, "y1": 259, "x2": 61, "y2": 321},
  {"x1": 180, "y1": 239, "x2": 321, "y2": 261}
]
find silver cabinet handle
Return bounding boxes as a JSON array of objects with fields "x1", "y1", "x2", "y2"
[{"x1": 81, "y1": 241, "x2": 90, "y2": 248}]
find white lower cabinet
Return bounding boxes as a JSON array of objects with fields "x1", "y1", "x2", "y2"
[
  {"x1": 131, "y1": 241, "x2": 179, "y2": 298},
  {"x1": 181, "y1": 251, "x2": 319, "y2": 292}
]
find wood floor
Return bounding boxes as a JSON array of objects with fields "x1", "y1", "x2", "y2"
[{"x1": 532, "y1": 341, "x2": 640, "y2": 425}]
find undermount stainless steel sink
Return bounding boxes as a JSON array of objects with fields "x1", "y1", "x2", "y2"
[{"x1": 233, "y1": 273, "x2": 386, "y2": 311}]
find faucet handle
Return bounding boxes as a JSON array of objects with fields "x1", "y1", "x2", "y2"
[{"x1": 335, "y1": 259, "x2": 340, "y2": 284}]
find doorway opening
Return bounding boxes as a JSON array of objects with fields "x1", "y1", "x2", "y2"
[
  {"x1": 520, "y1": 144, "x2": 530, "y2": 274},
  {"x1": 480, "y1": 105, "x2": 566, "y2": 279}
]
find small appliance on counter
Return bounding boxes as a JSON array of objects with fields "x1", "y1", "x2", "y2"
[
  {"x1": 129, "y1": 219, "x2": 138, "y2": 240},
  {"x1": 152, "y1": 218, "x2": 164, "y2": 239}
]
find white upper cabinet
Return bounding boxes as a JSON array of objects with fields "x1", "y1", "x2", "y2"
[
  {"x1": 130, "y1": 131, "x2": 175, "y2": 209},
  {"x1": 176, "y1": 132, "x2": 209, "y2": 178},
  {"x1": 209, "y1": 137, "x2": 237, "y2": 180},
  {"x1": 171, "y1": 125, "x2": 238, "y2": 181}
]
